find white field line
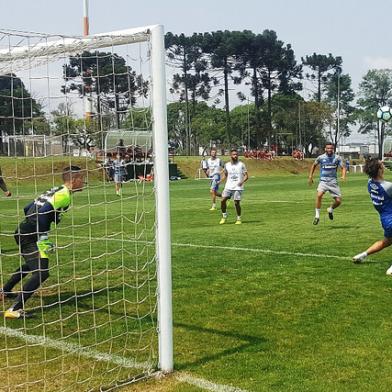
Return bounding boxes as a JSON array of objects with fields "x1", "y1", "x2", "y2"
[
  {"x1": 0, "y1": 326, "x2": 152, "y2": 370},
  {"x1": 176, "y1": 372, "x2": 249, "y2": 392},
  {"x1": 51, "y1": 234, "x2": 351, "y2": 261},
  {"x1": 0, "y1": 326, "x2": 250, "y2": 392},
  {"x1": 172, "y1": 242, "x2": 350, "y2": 260}
]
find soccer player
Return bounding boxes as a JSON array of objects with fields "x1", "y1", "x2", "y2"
[
  {"x1": 113, "y1": 153, "x2": 126, "y2": 195},
  {"x1": 1, "y1": 166, "x2": 85, "y2": 318},
  {"x1": 202, "y1": 148, "x2": 224, "y2": 210},
  {"x1": 308, "y1": 142, "x2": 346, "y2": 225},
  {"x1": 219, "y1": 148, "x2": 248, "y2": 225},
  {"x1": 352, "y1": 158, "x2": 392, "y2": 274},
  {"x1": 0, "y1": 166, "x2": 11, "y2": 197}
]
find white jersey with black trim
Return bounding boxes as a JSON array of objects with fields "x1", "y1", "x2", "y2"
[
  {"x1": 224, "y1": 161, "x2": 247, "y2": 191},
  {"x1": 206, "y1": 157, "x2": 223, "y2": 177}
]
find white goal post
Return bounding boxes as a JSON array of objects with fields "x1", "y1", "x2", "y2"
[{"x1": 0, "y1": 23, "x2": 173, "y2": 388}]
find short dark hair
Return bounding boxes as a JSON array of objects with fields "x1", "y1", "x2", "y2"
[
  {"x1": 62, "y1": 165, "x2": 82, "y2": 182},
  {"x1": 230, "y1": 148, "x2": 238, "y2": 153},
  {"x1": 325, "y1": 142, "x2": 334, "y2": 147},
  {"x1": 364, "y1": 157, "x2": 383, "y2": 179}
]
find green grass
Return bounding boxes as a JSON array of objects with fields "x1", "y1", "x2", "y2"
[{"x1": 1, "y1": 159, "x2": 392, "y2": 391}]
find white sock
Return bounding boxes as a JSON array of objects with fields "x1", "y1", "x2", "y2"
[
  {"x1": 315, "y1": 208, "x2": 320, "y2": 218},
  {"x1": 237, "y1": 216, "x2": 241, "y2": 221},
  {"x1": 327, "y1": 207, "x2": 334, "y2": 213},
  {"x1": 222, "y1": 212, "x2": 228, "y2": 218},
  {"x1": 212, "y1": 203, "x2": 216, "y2": 208}
]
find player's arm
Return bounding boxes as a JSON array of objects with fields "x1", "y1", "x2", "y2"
[
  {"x1": 221, "y1": 168, "x2": 228, "y2": 184},
  {"x1": 339, "y1": 159, "x2": 347, "y2": 181},
  {"x1": 0, "y1": 168, "x2": 11, "y2": 197},
  {"x1": 308, "y1": 161, "x2": 319, "y2": 185},
  {"x1": 238, "y1": 168, "x2": 249, "y2": 187}
]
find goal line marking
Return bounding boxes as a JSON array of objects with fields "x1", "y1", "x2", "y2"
[
  {"x1": 176, "y1": 372, "x2": 249, "y2": 392},
  {"x1": 0, "y1": 326, "x2": 248, "y2": 392},
  {"x1": 0, "y1": 326, "x2": 152, "y2": 370}
]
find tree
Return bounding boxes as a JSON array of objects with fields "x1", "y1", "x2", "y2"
[
  {"x1": 62, "y1": 51, "x2": 146, "y2": 130},
  {"x1": 0, "y1": 74, "x2": 45, "y2": 154},
  {"x1": 302, "y1": 53, "x2": 342, "y2": 102},
  {"x1": 0, "y1": 74, "x2": 43, "y2": 134},
  {"x1": 324, "y1": 70, "x2": 355, "y2": 147},
  {"x1": 202, "y1": 30, "x2": 251, "y2": 143},
  {"x1": 236, "y1": 30, "x2": 302, "y2": 146},
  {"x1": 299, "y1": 101, "x2": 333, "y2": 157},
  {"x1": 165, "y1": 33, "x2": 215, "y2": 154},
  {"x1": 357, "y1": 69, "x2": 392, "y2": 159}
]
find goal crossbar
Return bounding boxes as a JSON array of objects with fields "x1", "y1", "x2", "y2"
[{"x1": 0, "y1": 25, "x2": 158, "y2": 75}]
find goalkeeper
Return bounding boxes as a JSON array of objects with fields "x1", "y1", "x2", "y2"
[{"x1": 1, "y1": 166, "x2": 85, "y2": 319}]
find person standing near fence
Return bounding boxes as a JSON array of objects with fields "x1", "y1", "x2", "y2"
[
  {"x1": 0, "y1": 166, "x2": 11, "y2": 197},
  {"x1": 113, "y1": 153, "x2": 126, "y2": 196}
]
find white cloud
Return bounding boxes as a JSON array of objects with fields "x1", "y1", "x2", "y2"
[{"x1": 364, "y1": 56, "x2": 392, "y2": 70}]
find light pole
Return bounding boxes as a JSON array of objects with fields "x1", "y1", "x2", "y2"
[{"x1": 336, "y1": 67, "x2": 341, "y2": 148}]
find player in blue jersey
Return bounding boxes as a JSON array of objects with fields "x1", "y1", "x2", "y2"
[
  {"x1": 202, "y1": 148, "x2": 224, "y2": 211},
  {"x1": 0, "y1": 166, "x2": 85, "y2": 318},
  {"x1": 352, "y1": 158, "x2": 392, "y2": 274},
  {"x1": 308, "y1": 142, "x2": 346, "y2": 225}
]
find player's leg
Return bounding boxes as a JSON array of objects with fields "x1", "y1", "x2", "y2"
[
  {"x1": 353, "y1": 236, "x2": 392, "y2": 265},
  {"x1": 5, "y1": 257, "x2": 49, "y2": 318},
  {"x1": 220, "y1": 190, "x2": 231, "y2": 224},
  {"x1": 313, "y1": 189, "x2": 324, "y2": 225},
  {"x1": 327, "y1": 196, "x2": 341, "y2": 220},
  {"x1": 234, "y1": 191, "x2": 242, "y2": 224},
  {"x1": 327, "y1": 183, "x2": 342, "y2": 220},
  {"x1": 209, "y1": 179, "x2": 217, "y2": 210},
  {"x1": 1, "y1": 233, "x2": 34, "y2": 299}
]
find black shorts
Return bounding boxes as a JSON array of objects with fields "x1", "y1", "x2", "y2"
[{"x1": 14, "y1": 222, "x2": 39, "y2": 262}]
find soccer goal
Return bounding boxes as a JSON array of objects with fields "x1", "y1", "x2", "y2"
[{"x1": 0, "y1": 25, "x2": 172, "y2": 390}]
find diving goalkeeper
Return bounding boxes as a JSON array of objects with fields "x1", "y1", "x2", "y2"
[{"x1": 1, "y1": 166, "x2": 85, "y2": 319}]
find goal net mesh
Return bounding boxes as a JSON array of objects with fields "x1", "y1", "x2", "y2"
[{"x1": 0, "y1": 27, "x2": 162, "y2": 391}]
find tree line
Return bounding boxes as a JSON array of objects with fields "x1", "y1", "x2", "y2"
[{"x1": 0, "y1": 29, "x2": 392, "y2": 158}]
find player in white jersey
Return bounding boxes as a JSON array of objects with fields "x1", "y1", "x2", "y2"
[
  {"x1": 219, "y1": 149, "x2": 248, "y2": 225},
  {"x1": 202, "y1": 148, "x2": 224, "y2": 210},
  {"x1": 308, "y1": 142, "x2": 346, "y2": 225}
]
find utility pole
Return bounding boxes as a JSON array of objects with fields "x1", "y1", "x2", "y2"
[{"x1": 83, "y1": 0, "x2": 93, "y2": 122}]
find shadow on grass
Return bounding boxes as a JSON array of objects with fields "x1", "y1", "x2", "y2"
[{"x1": 174, "y1": 321, "x2": 267, "y2": 370}]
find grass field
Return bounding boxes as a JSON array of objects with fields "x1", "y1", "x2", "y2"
[{"x1": 1, "y1": 159, "x2": 392, "y2": 391}]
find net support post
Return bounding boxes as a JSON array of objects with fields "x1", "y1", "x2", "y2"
[{"x1": 151, "y1": 24, "x2": 173, "y2": 373}]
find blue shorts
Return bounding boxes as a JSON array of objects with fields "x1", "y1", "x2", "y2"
[
  {"x1": 210, "y1": 175, "x2": 220, "y2": 192},
  {"x1": 384, "y1": 226, "x2": 392, "y2": 238}
]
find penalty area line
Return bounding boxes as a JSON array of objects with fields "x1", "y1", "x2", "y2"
[{"x1": 172, "y1": 242, "x2": 350, "y2": 261}]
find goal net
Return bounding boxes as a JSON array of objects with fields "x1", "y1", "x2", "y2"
[{"x1": 0, "y1": 25, "x2": 172, "y2": 391}]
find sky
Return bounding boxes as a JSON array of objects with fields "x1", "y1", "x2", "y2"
[{"x1": 0, "y1": 0, "x2": 390, "y2": 142}]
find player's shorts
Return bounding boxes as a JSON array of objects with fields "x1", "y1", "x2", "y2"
[
  {"x1": 210, "y1": 174, "x2": 220, "y2": 192},
  {"x1": 384, "y1": 226, "x2": 392, "y2": 238},
  {"x1": 317, "y1": 181, "x2": 341, "y2": 198},
  {"x1": 114, "y1": 173, "x2": 125, "y2": 183},
  {"x1": 222, "y1": 189, "x2": 243, "y2": 201}
]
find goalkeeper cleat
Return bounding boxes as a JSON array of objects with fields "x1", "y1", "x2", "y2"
[
  {"x1": 352, "y1": 252, "x2": 367, "y2": 264},
  {"x1": 313, "y1": 217, "x2": 319, "y2": 225},
  {"x1": 235, "y1": 219, "x2": 242, "y2": 225},
  {"x1": 219, "y1": 218, "x2": 226, "y2": 225},
  {"x1": 386, "y1": 265, "x2": 392, "y2": 276},
  {"x1": 4, "y1": 308, "x2": 25, "y2": 319}
]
